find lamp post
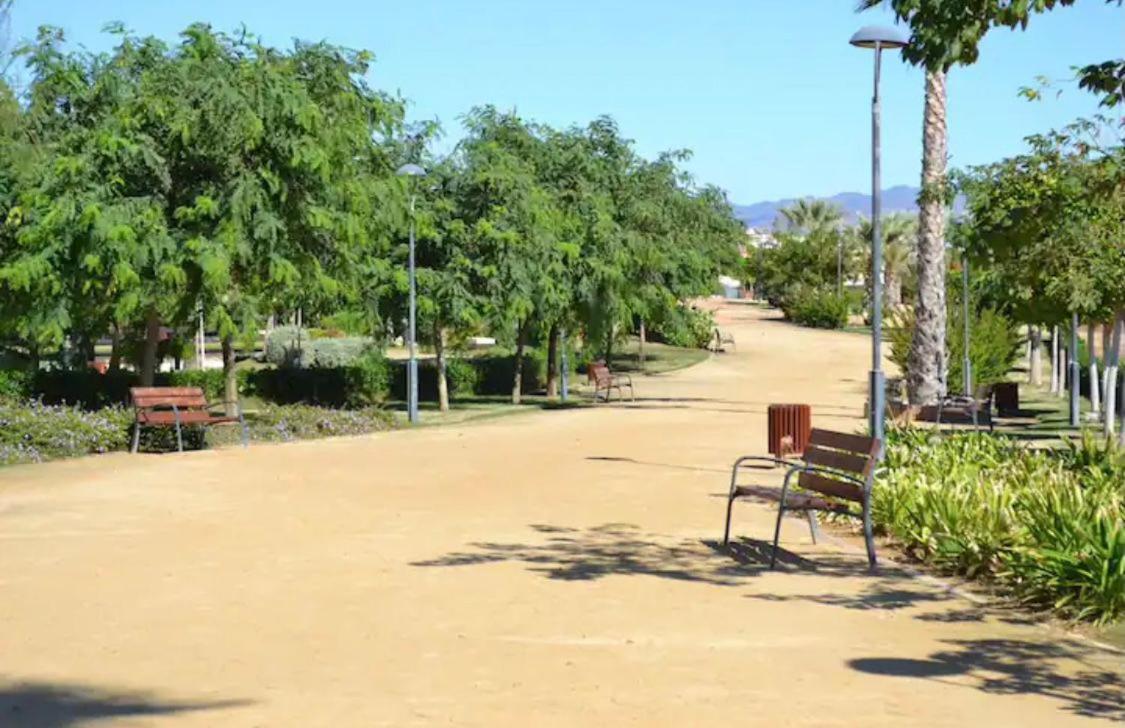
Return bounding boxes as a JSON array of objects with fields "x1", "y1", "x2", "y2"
[
  {"x1": 396, "y1": 163, "x2": 426, "y2": 424},
  {"x1": 850, "y1": 25, "x2": 908, "y2": 446},
  {"x1": 962, "y1": 254, "x2": 972, "y2": 396}
]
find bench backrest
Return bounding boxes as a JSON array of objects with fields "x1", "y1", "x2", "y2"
[
  {"x1": 589, "y1": 363, "x2": 613, "y2": 385},
  {"x1": 798, "y1": 428, "x2": 880, "y2": 504},
  {"x1": 130, "y1": 386, "x2": 209, "y2": 410}
]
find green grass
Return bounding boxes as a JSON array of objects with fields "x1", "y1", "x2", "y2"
[{"x1": 608, "y1": 337, "x2": 709, "y2": 375}]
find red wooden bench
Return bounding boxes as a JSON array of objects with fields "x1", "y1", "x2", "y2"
[
  {"x1": 129, "y1": 386, "x2": 248, "y2": 453},
  {"x1": 589, "y1": 362, "x2": 634, "y2": 403},
  {"x1": 723, "y1": 428, "x2": 881, "y2": 569}
]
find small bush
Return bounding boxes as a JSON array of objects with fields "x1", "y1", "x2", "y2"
[
  {"x1": 240, "y1": 404, "x2": 393, "y2": 443},
  {"x1": 166, "y1": 369, "x2": 226, "y2": 402},
  {"x1": 344, "y1": 350, "x2": 391, "y2": 407},
  {"x1": 650, "y1": 306, "x2": 715, "y2": 349},
  {"x1": 889, "y1": 306, "x2": 1022, "y2": 391},
  {"x1": 787, "y1": 287, "x2": 849, "y2": 329},
  {"x1": 445, "y1": 357, "x2": 479, "y2": 396},
  {"x1": 265, "y1": 326, "x2": 305, "y2": 366},
  {"x1": 0, "y1": 368, "x2": 33, "y2": 401},
  {"x1": 0, "y1": 401, "x2": 132, "y2": 464}
]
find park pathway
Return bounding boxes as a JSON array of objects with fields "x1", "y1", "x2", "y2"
[{"x1": 0, "y1": 301, "x2": 1121, "y2": 726}]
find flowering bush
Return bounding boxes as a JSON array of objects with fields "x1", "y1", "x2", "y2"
[{"x1": 0, "y1": 401, "x2": 133, "y2": 465}]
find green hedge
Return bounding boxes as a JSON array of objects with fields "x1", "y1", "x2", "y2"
[
  {"x1": 876, "y1": 428, "x2": 1125, "y2": 624},
  {"x1": 0, "y1": 401, "x2": 133, "y2": 464},
  {"x1": 786, "y1": 287, "x2": 850, "y2": 329}
]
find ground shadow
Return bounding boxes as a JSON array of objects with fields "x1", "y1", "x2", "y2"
[
  {"x1": 849, "y1": 638, "x2": 1124, "y2": 721},
  {"x1": 411, "y1": 525, "x2": 880, "y2": 585},
  {"x1": 585, "y1": 456, "x2": 730, "y2": 475},
  {"x1": 743, "y1": 579, "x2": 954, "y2": 612},
  {"x1": 0, "y1": 679, "x2": 250, "y2": 727}
]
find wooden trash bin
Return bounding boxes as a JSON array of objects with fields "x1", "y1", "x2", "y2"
[
  {"x1": 767, "y1": 404, "x2": 811, "y2": 458},
  {"x1": 993, "y1": 381, "x2": 1019, "y2": 416}
]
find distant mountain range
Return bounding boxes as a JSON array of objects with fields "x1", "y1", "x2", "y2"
[{"x1": 733, "y1": 185, "x2": 965, "y2": 229}]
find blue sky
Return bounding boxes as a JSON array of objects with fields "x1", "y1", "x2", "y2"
[{"x1": 9, "y1": 1, "x2": 1121, "y2": 203}]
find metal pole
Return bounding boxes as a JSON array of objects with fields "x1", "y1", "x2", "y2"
[
  {"x1": 962, "y1": 256, "x2": 971, "y2": 396},
  {"x1": 560, "y1": 327, "x2": 569, "y2": 403},
  {"x1": 408, "y1": 193, "x2": 419, "y2": 424},
  {"x1": 1070, "y1": 311, "x2": 1080, "y2": 426},
  {"x1": 869, "y1": 42, "x2": 886, "y2": 445},
  {"x1": 837, "y1": 235, "x2": 843, "y2": 295}
]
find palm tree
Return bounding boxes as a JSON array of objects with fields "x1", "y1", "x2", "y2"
[
  {"x1": 778, "y1": 199, "x2": 844, "y2": 236},
  {"x1": 856, "y1": 213, "x2": 916, "y2": 308},
  {"x1": 907, "y1": 69, "x2": 949, "y2": 404}
]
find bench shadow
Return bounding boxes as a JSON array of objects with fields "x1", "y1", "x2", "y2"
[
  {"x1": 849, "y1": 639, "x2": 1124, "y2": 721},
  {"x1": 0, "y1": 679, "x2": 251, "y2": 727},
  {"x1": 585, "y1": 456, "x2": 730, "y2": 475},
  {"x1": 411, "y1": 525, "x2": 881, "y2": 586}
]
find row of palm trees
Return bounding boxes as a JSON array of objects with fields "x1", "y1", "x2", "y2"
[{"x1": 777, "y1": 199, "x2": 916, "y2": 309}]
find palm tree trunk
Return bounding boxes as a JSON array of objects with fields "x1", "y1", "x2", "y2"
[
  {"x1": 906, "y1": 69, "x2": 948, "y2": 406},
  {"x1": 885, "y1": 272, "x2": 902, "y2": 309}
]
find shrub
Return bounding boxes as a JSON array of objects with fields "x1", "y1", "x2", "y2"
[
  {"x1": 875, "y1": 427, "x2": 1125, "y2": 624},
  {"x1": 238, "y1": 404, "x2": 393, "y2": 443},
  {"x1": 650, "y1": 306, "x2": 715, "y2": 349},
  {"x1": 889, "y1": 305, "x2": 1022, "y2": 392},
  {"x1": 166, "y1": 369, "x2": 226, "y2": 402},
  {"x1": 344, "y1": 350, "x2": 390, "y2": 407},
  {"x1": 0, "y1": 368, "x2": 33, "y2": 401},
  {"x1": 787, "y1": 287, "x2": 849, "y2": 329},
  {"x1": 445, "y1": 357, "x2": 479, "y2": 396},
  {"x1": 0, "y1": 401, "x2": 132, "y2": 464}
]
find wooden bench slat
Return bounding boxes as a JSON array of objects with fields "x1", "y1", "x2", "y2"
[
  {"x1": 804, "y1": 445, "x2": 870, "y2": 475},
  {"x1": 808, "y1": 428, "x2": 878, "y2": 456},
  {"x1": 797, "y1": 471, "x2": 864, "y2": 503}
]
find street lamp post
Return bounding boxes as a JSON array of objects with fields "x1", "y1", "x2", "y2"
[
  {"x1": 396, "y1": 163, "x2": 426, "y2": 425},
  {"x1": 962, "y1": 255, "x2": 972, "y2": 396},
  {"x1": 850, "y1": 25, "x2": 908, "y2": 447}
]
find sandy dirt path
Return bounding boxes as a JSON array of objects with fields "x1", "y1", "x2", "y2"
[{"x1": 0, "y1": 302, "x2": 1121, "y2": 727}]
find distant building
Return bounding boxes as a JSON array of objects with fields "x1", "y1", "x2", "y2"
[{"x1": 744, "y1": 227, "x2": 776, "y2": 251}]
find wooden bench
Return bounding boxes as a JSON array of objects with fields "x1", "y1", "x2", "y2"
[
  {"x1": 589, "y1": 362, "x2": 634, "y2": 403},
  {"x1": 723, "y1": 428, "x2": 881, "y2": 569},
  {"x1": 711, "y1": 328, "x2": 736, "y2": 352},
  {"x1": 129, "y1": 386, "x2": 248, "y2": 453}
]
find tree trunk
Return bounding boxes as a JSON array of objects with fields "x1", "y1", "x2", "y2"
[
  {"x1": 140, "y1": 308, "x2": 161, "y2": 386},
  {"x1": 545, "y1": 323, "x2": 560, "y2": 399},
  {"x1": 222, "y1": 334, "x2": 239, "y2": 416},
  {"x1": 906, "y1": 70, "x2": 948, "y2": 406},
  {"x1": 511, "y1": 320, "x2": 526, "y2": 405},
  {"x1": 1089, "y1": 322, "x2": 1101, "y2": 416},
  {"x1": 1106, "y1": 312, "x2": 1122, "y2": 438},
  {"x1": 1050, "y1": 325, "x2": 1060, "y2": 393},
  {"x1": 638, "y1": 318, "x2": 647, "y2": 370},
  {"x1": 1028, "y1": 326, "x2": 1042, "y2": 386},
  {"x1": 604, "y1": 323, "x2": 616, "y2": 367},
  {"x1": 885, "y1": 272, "x2": 902, "y2": 309},
  {"x1": 108, "y1": 323, "x2": 122, "y2": 373},
  {"x1": 434, "y1": 322, "x2": 449, "y2": 413},
  {"x1": 1059, "y1": 345, "x2": 1068, "y2": 399}
]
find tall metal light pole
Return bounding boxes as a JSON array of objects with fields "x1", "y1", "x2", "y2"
[
  {"x1": 396, "y1": 163, "x2": 426, "y2": 425},
  {"x1": 1070, "y1": 311, "x2": 1081, "y2": 426},
  {"x1": 962, "y1": 255, "x2": 972, "y2": 396},
  {"x1": 851, "y1": 25, "x2": 907, "y2": 446}
]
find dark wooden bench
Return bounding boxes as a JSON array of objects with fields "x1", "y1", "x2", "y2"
[
  {"x1": 129, "y1": 386, "x2": 248, "y2": 453},
  {"x1": 589, "y1": 362, "x2": 634, "y2": 403},
  {"x1": 723, "y1": 428, "x2": 881, "y2": 569}
]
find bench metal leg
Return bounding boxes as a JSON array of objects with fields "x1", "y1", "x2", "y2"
[
  {"x1": 723, "y1": 494, "x2": 736, "y2": 546},
  {"x1": 174, "y1": 421, "x2": 184, "y2": 453},
  {"x1": 862, "y1": 502, "x2": 877, "y2": 569},
  {"x1": 238, "y1": 414, "x2": 249, "y2": 447},
  {"x1": 806, "y1": 512, "x2": 820, "y2": 545},
  {"x1": 131, "y1": 423, "x2": 141, "y2": 454},
  {"x1": 769, "y1": 505, "x2": 785, "y2": 569}
]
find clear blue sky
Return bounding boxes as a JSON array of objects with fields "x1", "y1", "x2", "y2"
[{"x1": 10, "y1": 0, "x2": 1121, "y2": 203}]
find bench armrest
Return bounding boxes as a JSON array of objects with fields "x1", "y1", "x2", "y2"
[
  {"x1": 789, "y1": 463, "x2": 867, "y2": 488},
  {"x1": 732, "y1": 455, "x2": 793, "y2": 470}
]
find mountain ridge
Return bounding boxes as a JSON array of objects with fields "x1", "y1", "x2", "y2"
[{"x1": 733, "y1": 185, "x2": 950, "y2": 228}]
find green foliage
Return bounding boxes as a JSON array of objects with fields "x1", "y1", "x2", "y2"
[
  {"x1": 0, "y1": 400, "x2": 132, "y2": 464},
  {"x1": 877, "y1": 427, "x2": 1125, "y2": 624},
  {"x1": 649, "y1": 305, "x2": 715, "y2": 349},
  {"x1": 787, "y1": 287, "x2": 850, "y2": 330},
  {"x1": 343, "y1": 349, "x2": 390, "y2": 407},
  {"x1": 889, "y1": 303, "x2": 1022, "y2": 391},
  {"x1": 747, "y1": 228, "x2": 856, "y2": 310},
  {"x1": 166, "y1": 369, "x2": 226, "y2": 403},
  {"x1": 444, "y1": 357, "x2": 479, "y2": 396},
  {"x1": 0, "y1": 368, "x2": 33, "y2": 401},
  {"x1": 240, "y1": 404, "x2": 393, "y2": 443}
]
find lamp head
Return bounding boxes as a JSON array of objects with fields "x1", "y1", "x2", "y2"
[{"x1": 849, "y1": 25, "x2": 909, "y2": 50}]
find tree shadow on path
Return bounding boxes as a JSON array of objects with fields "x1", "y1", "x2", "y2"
[
  {"x1": 412, "y1": 524, "x2": 894, "y2": 586},
  {"x1": 0, "y1": 679, "x2": 251, "y2": 727},
  {"x1": 850, "y1": 638, "x2": 1124, "y2": 722}
]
